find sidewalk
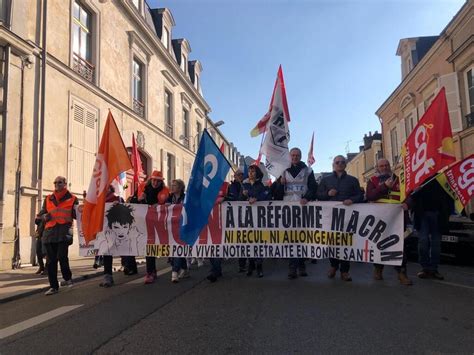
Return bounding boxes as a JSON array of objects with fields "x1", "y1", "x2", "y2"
[{"x1": 0, "y1": 257, "x2": 145, "y2": 304}]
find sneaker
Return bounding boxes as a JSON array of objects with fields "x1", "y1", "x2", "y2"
[
  {"x1": 373, "y1": 267, "x2": 383, "y2": 281},
  {"x1": 341, "y1": 272, "x2": 352, "y2": 282},
  {"x1": 171, "y1": 271, "x2": 179, "y2": 283},
  {"x1": 432, "y1": 271, "x2": 444, "y2": 280},
  {"x1": 45, "y1": 288, "x2": 58, "y2": 296},
  {"x1": 60, "y1": 279, "x2": 73, "y2": 287},
  {"x1": 178, "y1": 269, "x2": 190, "y2": 279},
  {"x1": 398, "y1": 272, "x2": 413, "y2": 286},
  {"x1": 144, "y1": 272, "x2": 157, "y2": 284},
  {"x1": 35, "y1": 267, "x2": 44, "y2": 275},
  {"x1": 327, "y1": 267, "x2": 337, "y2": 279},
  {"x1": 99, "y1": 275, "x2": 114, "y2": 288},
  {"x1": 417, "y1": 270, "x2": 432, "y2": 279},
  {"x1": 207, "y1": 274, "x2": 218, "y2": 283}
]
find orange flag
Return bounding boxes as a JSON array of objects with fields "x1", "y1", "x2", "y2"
[{"x1": 82, "y1": 111, "x2": 132, "y2": 244}]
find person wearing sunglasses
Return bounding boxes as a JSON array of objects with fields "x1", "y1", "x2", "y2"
[
  {"x1": 272, "y1": 147, "x2": 318, "y2": 279},
  {"x1": 37, "y1": 176, "x2": 78, "y2": 295},
  {"x1": 317, "y1": 155, "x2": 363, "y2": 281}
]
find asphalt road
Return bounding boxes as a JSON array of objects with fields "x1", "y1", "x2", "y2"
[{"x1": 0, "y1": 259, "x2": 473, "y2": 354}]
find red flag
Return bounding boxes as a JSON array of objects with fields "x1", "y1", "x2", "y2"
[
  {"x1": 82, "y1": 111, "x2": 132, "y2": 244},
  {"x1": 400, "y1": 87, "x2": 456, "y2": 199},
  {"x1": 250, "y1": 65, "x2": 291, "y2": 137},
  {"x1": 307, "y1": 132, "x2": 315, "y2": 167},
  {"x1": 131, "y1": 133, "x2": 143, "y2": 184},
  {"x1": 436, "y1": 154, "x2": 474, "y2": 213},
  {"x1": 220, "y1": 143, "x2": 225, "y2": 153}
]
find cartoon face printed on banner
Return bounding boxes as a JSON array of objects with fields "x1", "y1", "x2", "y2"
[{"x1": 95, "y1": 203, "x2": 146, "y2": 256}]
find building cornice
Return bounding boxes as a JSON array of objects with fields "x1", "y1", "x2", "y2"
[
  {"x1": 0, "y1": 26, "x2": 40, "y2": 56},
  {"x1": 447, "y1": 35, "x2": 474, "y2": 63},
  {"x1": 119, "y1": 1, "x2": 211, "y2": 113}
]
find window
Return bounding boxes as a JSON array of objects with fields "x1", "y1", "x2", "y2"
[
  {"x1": 162, "y1": 27, "x2": 170, "y2": 50},
  {"x1": 167, "y1": 153, "x2": 175, "y2": 182},
  {"x1": 132, "y1": 58, "x2": 144, "y2": 117},
  {"x1": 195, "y1": 73, "x2": 200, "y2": 91},
  {"x1": 68, "y1": 99, "x2": 98, "y2": 193},
  {"x1": 467, "y1": 68, "x2": 474, "y2": 116},
  {"x1": 0, "y1": 0, "x2": 9, "y2": 24},
  {"x1": 164, "y1": 90, "x2": 173, "y2": 137},
  {"x1": 181, "y1": 54, "x2": 187, "y2": 73},
  {"x1": 404, "y1": 113, "x2": 416, "y2": 138},
  {"x1": 390, "y1": 127, "x2": 398, "y2": 165},
  {"x1": 72, "y1": 1, "x2": 94, "y2": 82},
  {"x1": 195, "y1": 121, "x2": 202, "y2": 151},
  {"x1": 182, "y1": 109, "x2": 189, "y2": 148}
]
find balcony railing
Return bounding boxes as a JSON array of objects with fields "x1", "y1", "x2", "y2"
[
  {"x1": 165, "y1": 123, "x2": 173, "y2": 138},
  {"x1": 133, "y1": 98, "x2": 144, "y2": 117},
  {"x1": 73, "y1": 54, "x2": 95, "y2": 82}
]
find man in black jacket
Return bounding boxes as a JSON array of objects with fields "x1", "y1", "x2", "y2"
[{"x1": 317, "y1": 155, "x2": 363, "y2": 281}]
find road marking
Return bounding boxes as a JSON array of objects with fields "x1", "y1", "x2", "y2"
[
  {"x1": 434, "y1": 281, "x2": 474, "y2": 290},
  {"x1": 125, "y1": 267, "x2": 172, "y2": 285},
  {"x1": 0, "y1": 305, "x2": 83, "y2": 339}
]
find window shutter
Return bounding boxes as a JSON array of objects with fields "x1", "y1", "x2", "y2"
[
  {"x1": 69, "y1": 102, "x2": 85, "y2": 191},
  {"x1": 417, "y1": 102, "x2": 425, "y2": 122},
  {"x1": 69, "y1": 100, "x2": 98, "y2": 193},
  {"x1": 398, "y1": 118, "x2": 406, "y2": 148},
  {"x1": 438, "y1": 72, "x2": 463, "y2": 133}
]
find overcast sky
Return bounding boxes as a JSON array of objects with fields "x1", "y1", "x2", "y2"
[{"x1": 149, "y1": 0, "x2": 465, "y2": 172}]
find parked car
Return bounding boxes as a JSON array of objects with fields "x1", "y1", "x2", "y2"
[{"x1": 405, "y1": 215, "x2": 474, "y2": 265}]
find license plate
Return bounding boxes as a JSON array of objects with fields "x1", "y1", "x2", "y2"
[{"x1": 442, "y1": 235, "x2": 458, "y2": 243}]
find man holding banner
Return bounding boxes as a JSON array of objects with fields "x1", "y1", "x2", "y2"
[
  {"x1": 317, "y1": 155, "x2": 363, "y2": 281},
  {"x1": 366, "y1": 158, "x2": 412, "y2": 286},
  {"x1": 272, "y1": 147, "x2": 317, "y2": 279}
]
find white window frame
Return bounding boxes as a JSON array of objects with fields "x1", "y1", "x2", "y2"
[
  {"x1": 69, "y1": 0, "x2": 100, "y2": 84},
  {"x1": 162, "y1": 26, "x2": 170, "y2": 50},
  {"x1": 464, "y1": 65, "x2": 474, "y2": 115}
]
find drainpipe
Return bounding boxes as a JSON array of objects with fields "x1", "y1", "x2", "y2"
[
  {"x1": 37, "y1": 0, "x2": 47, "y2": 211},
  {"x1": 12, "y1": 57, "x2": 26, "y2": 268}
]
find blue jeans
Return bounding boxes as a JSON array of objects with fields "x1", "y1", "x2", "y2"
[
  {"x1": 418, "y1": 211, "x2": 441, "y2": 272},
  {"x1": 171, "y1": 257, "x2": 188, "y2": 272}
]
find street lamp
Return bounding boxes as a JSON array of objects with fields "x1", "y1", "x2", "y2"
[
  {"x1": 179, "y1": 133, "x2": 201, "y2": 152},
  {"x1": 214, "y1": 120, "x2": 225, "y2": 128}
]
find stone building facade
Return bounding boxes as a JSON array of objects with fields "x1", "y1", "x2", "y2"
[
  {"x1": 376, "y1": 0, "x2": 473, "y2": 212},
  {"x1": 0, "y1": 0, "x2": 241, "y2": 270}
]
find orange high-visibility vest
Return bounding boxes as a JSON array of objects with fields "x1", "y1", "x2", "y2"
[
  {"x1": 44, "y1": 194, "x2": 77, "y2": 228},
  {"x1": 370, "y1": 175, "x2": 401, "y2": 204}
]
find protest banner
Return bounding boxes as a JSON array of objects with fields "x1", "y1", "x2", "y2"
[{"x1": 78, "y1": 201, "x2": 404, "y2": 265}]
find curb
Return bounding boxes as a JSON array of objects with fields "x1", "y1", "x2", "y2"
[{"x1": 0, "y1": 270, "x2": 104, "y2": 304}]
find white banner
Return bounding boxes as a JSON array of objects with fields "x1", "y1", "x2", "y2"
[{"x1": 78, "y1": 201, "x2": 404, "y2": 265}]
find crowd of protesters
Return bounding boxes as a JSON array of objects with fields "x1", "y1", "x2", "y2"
[{"x1": 35, "y1": 145, "x2": 454, "y2": 295}]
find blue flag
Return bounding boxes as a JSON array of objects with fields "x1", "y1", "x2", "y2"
[{"x1": 180, "y1": 129, "x2": 231, "y2": 245}]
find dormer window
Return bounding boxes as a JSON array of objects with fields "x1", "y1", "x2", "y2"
[
  {"x1": 162, "y1": 27, "x2": 170, "y2": 50},
  {"x1": 181, "y1": 54, "x2": 187, "y2": 73},
  {"x1": 132, "y1": 0, "x2": 140, "y2": 11},
  {"x1": 195, "y1": 73, "x2": 200, "y2": 91}
]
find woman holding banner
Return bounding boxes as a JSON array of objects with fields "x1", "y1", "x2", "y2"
[
  {"x1": 240, "y1": 165, "x2": 270, "y2": 278},
  {"x1": 167, "y1": 179, "x2": 189, "y2": 283},
  {"x1": 139, "y1": 170, "x2": 169, "y2": 284}
]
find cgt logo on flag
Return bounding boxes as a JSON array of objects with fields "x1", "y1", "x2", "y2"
[{"x1": 87, "y1": 154, "x2": 109, "y2": 203}]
